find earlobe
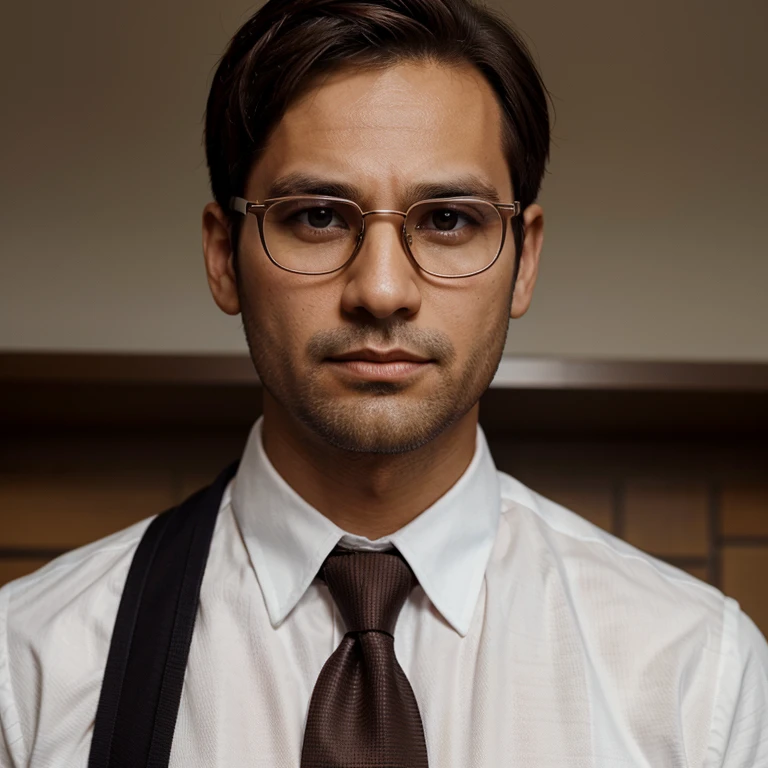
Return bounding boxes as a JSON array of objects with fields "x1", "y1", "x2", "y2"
[
  {"x1": 510, "y1": 203, "x2": 544, "y2": 319},
  {"x1": 202, "y1": 202, "x2": 241, "y2": 316}
]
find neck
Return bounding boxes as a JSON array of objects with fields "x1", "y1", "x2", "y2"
[{"x1": 260, "y1": 393, "x2": 478, "y2": 539}]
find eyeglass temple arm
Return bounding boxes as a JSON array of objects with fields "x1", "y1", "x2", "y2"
[
  {"x1": 230, "y1": 196, "x2": 265, "y2": 215},
  {"x1": 496, "y1": 201, "x2": 522, "y2": 217}
]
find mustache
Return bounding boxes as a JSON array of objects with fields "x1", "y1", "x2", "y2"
[{"x1": 307, "y1": 324, "x2": 456, "y2": 365}]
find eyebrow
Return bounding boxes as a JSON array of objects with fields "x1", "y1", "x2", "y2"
[{"x1": 265, "y1": 171, "x2": 503, "y2": 204}]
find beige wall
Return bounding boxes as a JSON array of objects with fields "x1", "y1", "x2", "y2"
[{"x1": 1, "y1": 0, "x2": 766, "y2": 360}]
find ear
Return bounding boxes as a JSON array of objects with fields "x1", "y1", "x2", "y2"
[
  {"x1": 510, "y1": 203, "x2": 544, "y2": 319},
  {"x1": 202, "y1": 201, "x2": 240, "y2": 315}
]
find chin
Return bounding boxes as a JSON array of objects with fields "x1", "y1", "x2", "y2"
[{"x1": 293, "y1": 390, "x2": 472, "y2": 455}]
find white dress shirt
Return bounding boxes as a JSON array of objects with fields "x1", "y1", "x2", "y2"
[{"x1": 1, "y1": 418, "x2": 767, "y2": 767}]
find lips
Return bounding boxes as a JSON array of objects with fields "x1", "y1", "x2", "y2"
[
  {"x1": 325, "y1": 348, "x2": 434, "y2": 382},
  {"x1": 327, "y1": 348, "x2": 432, "y2": 363}
]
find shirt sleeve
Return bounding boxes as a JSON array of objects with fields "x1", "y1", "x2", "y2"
[
  {"x1": 0, "y1": 582, "x2": 26, "y2": 768},
  {"x1": 707, "y1": 598, "x2": 768, "y2": 767}
]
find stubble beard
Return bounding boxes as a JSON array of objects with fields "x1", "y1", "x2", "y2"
[{"x1": 240, "y1": 303, "x2": 510, "y2": 456}]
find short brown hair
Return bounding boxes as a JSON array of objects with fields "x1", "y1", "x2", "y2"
[{"x1": 204, "y1": 0, "x2": 551, "y2": 257}]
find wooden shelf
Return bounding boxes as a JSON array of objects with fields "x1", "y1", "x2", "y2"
[
  {"x1": 2, "y1": 352, "x2": 767, "y2": 435},
  {"x1": 4, "y1": 352, "x2": 768, "y2": 390}
]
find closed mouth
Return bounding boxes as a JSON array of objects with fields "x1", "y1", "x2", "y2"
[{"x1": 327, "y1": 348, "x2": 433, "y2": 363}]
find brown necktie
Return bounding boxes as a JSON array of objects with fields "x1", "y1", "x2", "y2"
[{"x1": 300, "y1": 546, "x2": 429, "y2": 767}]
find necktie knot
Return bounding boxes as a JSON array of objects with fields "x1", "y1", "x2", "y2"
[{"x1": 320, "y1": 547, "x2": 416, "y2": 635}]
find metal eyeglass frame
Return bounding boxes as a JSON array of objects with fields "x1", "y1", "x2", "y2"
[{"x1": 229, "y1": 194, "x2": 522, "y2": 278}]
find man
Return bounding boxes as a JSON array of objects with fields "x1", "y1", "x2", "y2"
[{"x1": 1, "y1": 0, "x2": 767, "y2": 764}]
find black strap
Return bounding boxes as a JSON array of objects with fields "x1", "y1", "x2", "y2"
[{"x1": 88, "y1": 461, "x2": 239, "y2": 768}]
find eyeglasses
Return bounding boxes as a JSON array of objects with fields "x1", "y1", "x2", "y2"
[{"x1": 229, "y1": 195, "x2": 521, "y2": 278}]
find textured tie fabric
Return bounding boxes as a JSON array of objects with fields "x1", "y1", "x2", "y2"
[{"x1": 300, "y1": 546, "x2": 429, "y2": 767}]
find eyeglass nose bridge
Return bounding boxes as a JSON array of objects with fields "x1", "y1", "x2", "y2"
[
  {"x1": 360, "y1": 209, "x2": 408, "y2": 218},
  {"x1": 355, "y1": 208, "x2": 413, "y2": 252}
]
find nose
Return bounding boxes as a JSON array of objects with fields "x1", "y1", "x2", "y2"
[{"x1": 340, "y1": 212, "x2": 422, "y2": 321}]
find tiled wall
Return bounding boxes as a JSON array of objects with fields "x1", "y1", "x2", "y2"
[{"x1": 1, "y1": 429, "x2": 766, "y2": 637}]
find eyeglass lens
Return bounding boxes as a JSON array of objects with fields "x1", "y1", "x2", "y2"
[{"x1": 262, "y1": 197, "x2": 503, "y2": 276}]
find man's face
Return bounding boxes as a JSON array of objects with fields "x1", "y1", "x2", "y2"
[{"x1": 210, "y1": 60, "x2": 541, "y2": 453}]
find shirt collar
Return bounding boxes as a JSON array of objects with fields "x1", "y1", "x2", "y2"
[{"x1": 231, "y1": 417, "x2": 501, "y2": 637}]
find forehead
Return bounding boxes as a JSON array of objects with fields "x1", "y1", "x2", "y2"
[{"x1": 249, "y1": 60, "x2": 511, "y2": 202}]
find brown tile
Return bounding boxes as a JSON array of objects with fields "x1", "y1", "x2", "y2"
[
  {"x1": 177, "y1": 470, "x2": 227, "y2": 503},
  {"x1": 0, "y1": 473, "x2": 174, "y2": 549},
  {"x1": 172, "y1": 437, "x2": 245, "y2": 502},
  {"x1": 534, "y1": 484, "x2": 614, "y2": 532},
  {"x1": 0, "y1": 558, "x2": 51, "y2": 587},
  {"x1": 722, "y1": 546, "x2": 768, "y2": 638},
  {"x1": 623, "y1": 483, "x2": 710, "y2": 557},
  {"x1": 680, "y1": 564, "x2": 710, "y2": 582},
  {"x1": 721, "y1": 485, "x2": 768, "y2": 538}
]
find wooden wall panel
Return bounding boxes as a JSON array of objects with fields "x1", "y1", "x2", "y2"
[
  {"x1": 0, "y1": 473, "x2": 175, "y2": 549},
  {"x1": 623, "y1": 483, "x2": 710, "y2": 557},
  {"x1": 528, "y1": 484, "x2": 614, "y2": 532},
  {"x1": 678, "y1": 564, "x2": 710, "y2": 582},
  {"x1": 721, "y1": 485, "x2": 768, "y2": 537},
  {"x1": 722, "y1": 546, "x2": 768, "y2": 638}
]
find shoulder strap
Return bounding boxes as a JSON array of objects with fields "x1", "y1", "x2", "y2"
[{"x1": 88, "y1": 461, "x2": 239, "y2": 768}]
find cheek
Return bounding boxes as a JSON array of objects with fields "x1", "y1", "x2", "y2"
[
  {"x1": 238, "y1": 253, "x2": 293, "y2": 347},
  {"x1": 240, "y1": 256, "x2": 342, "y2": 355},
  {"x1": 426, "y1": 273, "x2": 511, "y2": 350}
]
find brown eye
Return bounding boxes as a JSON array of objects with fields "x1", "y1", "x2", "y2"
[
  {"x1": 306, "y1": 208, "x2": 335, "y2": 228},
  {"x1": 431, "y1": 210, "x2": 460, "y2": 231},
  {"x1": 415, "y1": 205, "x2": 480, "y2": 234}
]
